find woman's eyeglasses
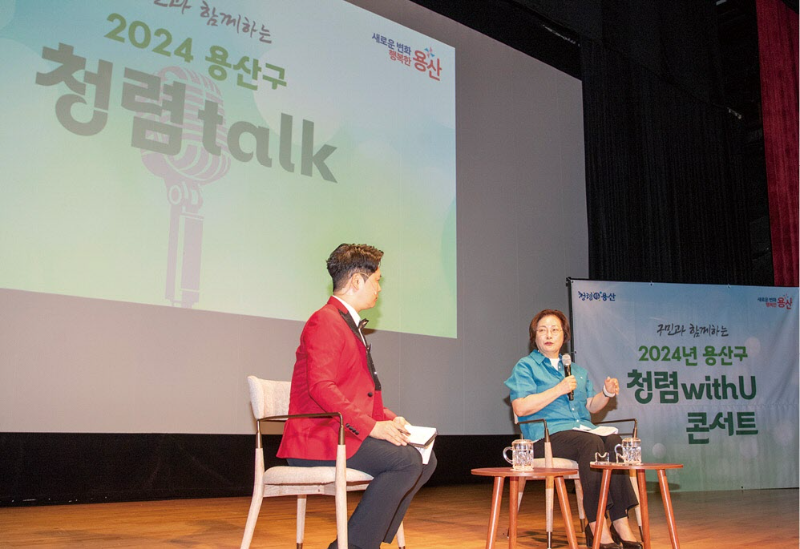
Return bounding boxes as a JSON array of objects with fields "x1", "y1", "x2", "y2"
[{"x1": 536, "y1": 327, "x2": 562, "y2": 335}]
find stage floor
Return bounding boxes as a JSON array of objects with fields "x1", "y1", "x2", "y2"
[{"x1": 1, "y1": 483, "x2": 797, "y2": 548}]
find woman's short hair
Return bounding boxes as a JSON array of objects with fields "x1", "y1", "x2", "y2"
[{"x1": 529, "y1": 309, "x2": 571, "y2": 346}]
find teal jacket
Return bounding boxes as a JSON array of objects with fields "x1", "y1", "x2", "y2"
[{"x1": 505, "y1": 349, "x2": 596, "y2": 441}]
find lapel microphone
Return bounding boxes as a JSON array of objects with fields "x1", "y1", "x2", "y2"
[{"x1": 562, "y1": 354, "x2": 574, "y2": 401}]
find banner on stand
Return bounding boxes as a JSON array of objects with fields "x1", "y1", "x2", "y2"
[{"x1": 570, "y1": 280, "x2": 798, "y2": 491}]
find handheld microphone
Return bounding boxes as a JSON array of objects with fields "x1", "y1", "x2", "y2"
[{"x1": 562, "y1": 354, "x2": 574, "y2": 400}]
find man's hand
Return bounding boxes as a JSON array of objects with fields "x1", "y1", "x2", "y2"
[
  {"x1": 370, "y1": 420, "x2": 410, "y2": 446},
  {"x1": 392, "y1": 416, "x2": 410, "y2": 430}
]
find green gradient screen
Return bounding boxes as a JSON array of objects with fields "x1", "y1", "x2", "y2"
[{"x1": 0, "y1": 0, "x2": 456, "y2": 336}]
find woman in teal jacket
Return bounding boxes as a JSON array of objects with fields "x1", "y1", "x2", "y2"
[{"x1": 506, "y1": 309, "x2": 641, "y2": 549}]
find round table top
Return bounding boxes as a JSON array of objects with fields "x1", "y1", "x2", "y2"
[
  {"x1": 471, "y1": 467, "x2": 578, "y2": 478},
  {"x1": 589, "y1": 461, "x2": 683, "y2": 471}
]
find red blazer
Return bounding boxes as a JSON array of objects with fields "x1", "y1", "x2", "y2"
[{"x1": 277, "y1": 297, "x2": 396, "y2": 460}]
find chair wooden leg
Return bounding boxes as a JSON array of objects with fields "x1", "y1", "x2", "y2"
[
  {"x1": 240, "y1": 482, "x2": 264, "y2": 549},
  {"x1": 335, "y1": 446, "x2": 349, "y2": 549},
  {"x1": 517, "y1": 477, "x2": 527, "y2": 510},
  {"x1": 396, "y1": 521, "x2": 406, "y2": 549},
  {"x1": 241, "y1": 447, "x2": 266, "y2": 549},
  {"x1": 545, "y1": 477, "x2": 554, "y2": 549},
  {"x1": 296, "y1": 495, "x2": 307, "y2": 549}
]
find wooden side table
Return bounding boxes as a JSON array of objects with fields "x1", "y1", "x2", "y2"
[
  {"x1": 589, "y1": 462, "x2": 684, "y2": 549},
  {"x1": 471, "y1": 467, "x2": 579, "y2": 549}
]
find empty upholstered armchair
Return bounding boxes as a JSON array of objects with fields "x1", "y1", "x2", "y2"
[{"x1": 241, "y1": 376, "x2": 405, "y2": 549}]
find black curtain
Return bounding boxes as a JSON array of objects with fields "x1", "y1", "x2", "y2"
[{"x1": 581, "y1": 38, "x2": 753, "y2": 285}]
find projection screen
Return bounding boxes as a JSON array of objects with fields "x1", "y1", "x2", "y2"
[
  {"x1": 0, "y1": 0, "x2": 588, "y2": 436},
  {"x1": 0, "y1": 0, "x2": 456, "y2": 337}
]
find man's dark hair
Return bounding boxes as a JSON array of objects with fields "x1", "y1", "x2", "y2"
[{"x1": 327, "y1": 243, "x2": 384, "y2": 292}]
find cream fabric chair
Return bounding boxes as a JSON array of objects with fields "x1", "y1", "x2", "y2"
[
  {"x1": 241, "y1": 376, "x2": 406, "y2": 549},
  {"x1": 514, "y1": 417, "x2": 585, "y2": 549},
  {"x1": 514, "y1": 418, "x2": 642, "y2": 548}
]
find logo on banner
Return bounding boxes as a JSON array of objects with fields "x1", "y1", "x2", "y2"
[
  {"x1": 577, "y1": 290, "x2": 616, "y2": 302},
  {"x1": 757, "y1": 295, "x2": 793, "y2": 310}
]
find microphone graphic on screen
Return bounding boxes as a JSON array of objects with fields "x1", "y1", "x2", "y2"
[
  {"x1": 562, "y1": 354, "x2": 574, "y2": 401},
  {"x1": 140, "y1": 66, "x2": 231, "y2": 308}
]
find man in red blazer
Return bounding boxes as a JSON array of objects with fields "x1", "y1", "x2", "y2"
[{"x1": 277, "y1": 243, "x2": 436, "y2": 549}]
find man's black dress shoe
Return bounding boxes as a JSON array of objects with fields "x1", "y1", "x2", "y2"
[
  {"x1": 609, "y1": 523, "x2": 643, "y2": 549},
  {"x1": 584, "y1": 525, "x2": 622, "y2": 549}
]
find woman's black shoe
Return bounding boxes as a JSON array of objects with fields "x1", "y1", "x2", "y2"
[
  {"x1": 609, "y1": 523, "x2": 643, "y2": 549},
  {"x1": 584, "y1": 524, "x2": 622, "y2": 549}
]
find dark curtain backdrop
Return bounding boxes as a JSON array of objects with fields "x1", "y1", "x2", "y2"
[
  {"x1": 578, "y1": 0, "x2": 756, "y2": 285},
  {"x1": 756, "y1": 0, "x2": 799, "y2": 287},
  {"x1": 415, "y1": 0, "x2": 791, "y2": 286}
]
